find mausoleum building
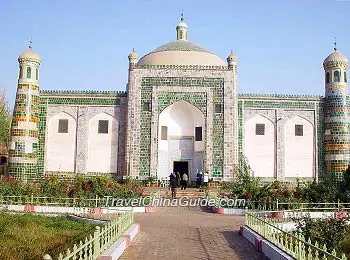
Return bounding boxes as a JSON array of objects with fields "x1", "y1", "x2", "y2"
[{"x1": 8, "y1": 16, "x2": 349, "y2": 182}]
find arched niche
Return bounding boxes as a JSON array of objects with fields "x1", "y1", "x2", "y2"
[
  {"x1": 284, "y1": 116, "x2": 314, "y2": 178},
  {"x1": 86, "y1": 112, "x2": 118, "y2": 174},
  {"x1": 244, "y1": 114, "x2": 275, "y2": 177},
  {"x1": 46, "y1": 112, "x2": 76, "y2": 172},
  {"x1": 157, "y1": 100, "x2": 205, "y2": 179}
]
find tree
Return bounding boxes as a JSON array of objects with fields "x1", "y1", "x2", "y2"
[
  {"x1": 222, "y1": 156, "x2": 261, "y2": 199},
  {"x1": 0, "y1": 90, "x2": 11, "y2": 149}
]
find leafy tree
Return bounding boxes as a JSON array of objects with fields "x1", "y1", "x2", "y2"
[
  {"x1": 222, "y1": 156, "x2": 261, "y2": 199},
  {"x1": 0, "y1": 90, "x2": 11, "y2": 149}
]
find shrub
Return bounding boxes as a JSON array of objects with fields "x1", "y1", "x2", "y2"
[
  {"x1": 0, "y1": 175, "x2": 144, "y2": 199},
  {"x1": 294, "y1": 214, "x2": 350, "y2": 252}
]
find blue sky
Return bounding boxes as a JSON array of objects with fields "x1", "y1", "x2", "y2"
[{"x1": 1, "y1": 0, "x2": 350, "y2": 105}]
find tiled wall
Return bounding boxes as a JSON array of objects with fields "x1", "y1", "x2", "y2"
[
  {"x1": 126, "y1": 67, "x2": 237, "y2": 180},
  {"x1": 8, "y1": 82, "x2": 40, "y2": 180},
  {"x1": 37, "y1": 91, "x2": 127, "y2": 177},
  {"x1": 238, "y1": 94, "x2": 325, "y2": 180}
]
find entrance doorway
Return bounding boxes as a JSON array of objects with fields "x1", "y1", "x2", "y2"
[{"x1": 173, "y1": 161, "x2": 189, "y2": 178}]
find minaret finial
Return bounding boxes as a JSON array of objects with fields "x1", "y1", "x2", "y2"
[
  {"x1": 132, "y1": 48, "x2": 135, "y2": 52},
  {"x1": 176, "y1": 11, "x2": 188, "y2": 41},
  {"x1": 29, "y1": 39, "x2": 32, "y2": 49},
  {"x1": 334, "y1": 36, "x2": 337, "y2": 52}
]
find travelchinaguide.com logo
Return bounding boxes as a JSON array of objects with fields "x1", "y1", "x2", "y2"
[{"x1": 100, "y1": 196, "x2": 246, "y2": 207}]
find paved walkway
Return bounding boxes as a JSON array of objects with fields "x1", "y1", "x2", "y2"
[{"x1": 120, "y1": 206, "x2": 266, "y2": 260}]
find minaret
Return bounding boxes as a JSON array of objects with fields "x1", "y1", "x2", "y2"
[
  {"x1": 176, "y1": 12, "x2": 188, "y2": 41},
  {"x1": 227, "y1": 50, "x2": 238, "y2": 71},
  {"x1": 323, "y1": 41, "x2": 349, "y2": 180},
  {"x1": 127, "y1": 48, "x2": 138, "y2": 92},
  {"x1": 8, "y1": 41, "x2": 41, "y2": 180},
  {"x1": 128, "y1": 48, "x2": 139, "y2": 70}
]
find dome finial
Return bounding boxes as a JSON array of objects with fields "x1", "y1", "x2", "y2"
[
  {"x1": 29, "y1": 39, "x2": 32, "y2": 49},
  {"x1": 176, "y1": 11, "x2": 188, "y2": 41},
  {"x1": 334, "y1": 36, "x2": 337, "y2": 52}
]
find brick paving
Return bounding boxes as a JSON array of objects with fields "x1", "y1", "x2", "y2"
[{"x1": 119, "y1": 206, "x2": 266, "y2": 260}]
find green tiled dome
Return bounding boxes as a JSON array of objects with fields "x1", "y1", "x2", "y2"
[
  {"x1": 151, "y1": 40, "x2": 212, "y2": 54},
  {"x1": 137, "y1": 40, "x2": 226, "y2": 66}
]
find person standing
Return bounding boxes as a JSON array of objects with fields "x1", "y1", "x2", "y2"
[
  {"x1": 203, "y1": 172, "x2": 209, "y2": 187},
  {"x1": 176, "y1": 172, "x2": 181, "y2": 187},
  {"x1": 196, "y1": 169, "x2": 203, "y2": 188},
  {"x1": 169, "y1": 172, "x2": 178, "y2": 199},
  {"x1": 181, "y1": 172, "x2": 188, "y2": 190}
]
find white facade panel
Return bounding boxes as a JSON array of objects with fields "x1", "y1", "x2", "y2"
[
  {"x1": 244, "y1": 115, "x2": 275, "y2": 177},
  {"x1": 46, "y1": 112, "x2": 76, "y2": 172},
  {"x1": 86, "y1": 113, "x2": 118, "y2": 173},
  {"x1": 284, "y1": 117, "x2": 314, "y2": 178}
]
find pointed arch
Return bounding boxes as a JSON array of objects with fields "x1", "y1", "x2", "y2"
[
  {"x1": 345, "y1": 71, "x2": 347, "y2": 83},
  {"x1": 157, "y1": 100, "x2": 205, "y2": 179},
  {"x1": 26, "y1": 67, "x2": 31, "y2": 79},
  {"x1": 284, "y1": 116, "x2": 314, "y2": 178},
  {"x1": 87, "y1": 112, "x2": 118, "y2": 173},
  {"x1": 48, "y1": 111, "x2": 76, "y2": 122},
  {"x1": 158, "y1": 96, "x2": 206, "y2": 115},
  {"x1": 46, "y1": 112, "x2": 77, "y2": 172},
  {"x1": 334, "y1": 70, "x2": 340, "y2": 82},
  {"x1": 244, "y1": 114, "x2": 275, "y2": 177},
  {"x1": 159, "y1": 100, "x2": 204, "y2": 138},
  {"x1": 326, "y1": 72, "x2": 330, "y2": 84}
]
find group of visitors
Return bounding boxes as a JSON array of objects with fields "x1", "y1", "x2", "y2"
[
  {"x1": 196, "y1": 170, "x2": 209, "y2": 188},
  {"x1": 169, "y1": 169, "x2": 209, "y2": 199},
  {"x1": 169, "y1": 172, "x2": 189, "y2": 199}
]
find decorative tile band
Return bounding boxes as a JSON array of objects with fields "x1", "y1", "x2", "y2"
[
  {"x1": 136, "y1": 64, "x2": 229, "y2": 71},
  {"x1": 8, "y1": 82, "x2": 40, "y2": 179},
  {"x1": 324, "y1": 84, "x2": 349, "y2": 179}
]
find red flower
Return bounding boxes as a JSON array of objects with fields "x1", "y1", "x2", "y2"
[
  {"x1": 85, "y1": 184, "x2": 92, "y2": 191},
  {"x1": 246, "y1": 192, "x2": 253, "y2": 199}
]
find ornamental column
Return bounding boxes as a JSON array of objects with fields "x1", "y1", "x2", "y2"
[
  {"x1": 8, "y1": 42, "x2": 41, "y2": 180},
  {"x1": 323, "y1": 45, "x2": 349, "y2": 180}
]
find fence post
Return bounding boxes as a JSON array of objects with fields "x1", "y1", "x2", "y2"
[{"x1": 93, "y1": 226, "x2": 101, "y2": 258}]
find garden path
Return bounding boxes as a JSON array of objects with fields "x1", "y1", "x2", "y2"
[{"x1": 119, "y1": 206, "x2": 266, "y2": 260}]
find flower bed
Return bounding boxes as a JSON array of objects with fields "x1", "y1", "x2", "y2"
[{"x1": 0, "y1": 175, "x2": 144, "y2": 199}]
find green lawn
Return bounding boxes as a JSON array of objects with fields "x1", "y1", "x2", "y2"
[{"x1": 0, "y1": 212, "x2": 96, "y2": 260}]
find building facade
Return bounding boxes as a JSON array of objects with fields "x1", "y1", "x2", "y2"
[{"x1": 7, "y1": 16, "x2": 349, "y2": 182}]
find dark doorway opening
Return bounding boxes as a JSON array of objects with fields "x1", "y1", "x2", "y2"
[
  {"x1": 173, "y1": 161, "x2": 189, "y2": 178},
  {"x1": 0, "y1": 156, "x2": 7, "y2": 165}
]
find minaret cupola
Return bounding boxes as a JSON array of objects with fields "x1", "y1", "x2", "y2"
[
  {"x1": 227, "y1": 50, "x2": 238, "y2": 70},
  {"x1": 323, "y1": 41, "x2": 348, "y2": 86},
  {"x1": 128, "y1": 48, "x2": 139, "y2": 70},
  {"x1": 176, "y1": 13, "x2": 188, "y2": 41},
  {"x1": 18, "y1": 41, "x2": 41, "y2": 82}
]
